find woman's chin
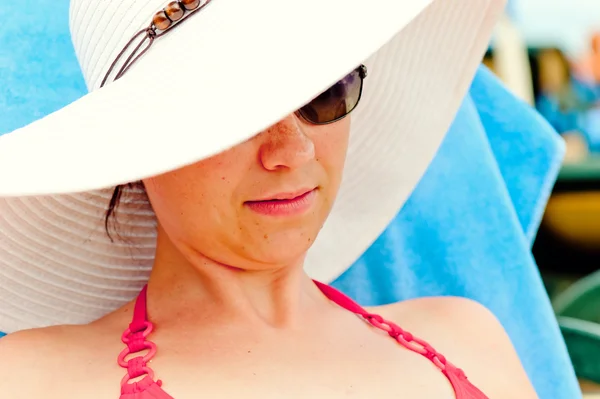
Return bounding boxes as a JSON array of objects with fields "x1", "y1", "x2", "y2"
[{"x1": 244, "y1": 230, "x2": 320, "y2": 268}]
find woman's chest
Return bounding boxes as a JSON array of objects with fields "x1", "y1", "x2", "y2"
[{"x1": 47, "y1": 330, "x2": 457, "y2": 399}]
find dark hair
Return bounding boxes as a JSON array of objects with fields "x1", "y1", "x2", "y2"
[{"x1": 105, "y1": 182, "x2": 146, "y2": 241}]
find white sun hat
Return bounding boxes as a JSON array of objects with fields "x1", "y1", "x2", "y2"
[{"x1": 0, "y1": 0, "x2": 505, "y2": 333}]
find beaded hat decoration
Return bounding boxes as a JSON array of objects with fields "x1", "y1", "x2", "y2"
[
  {"x1": 101, "y1": 0, "x2": 211, "y2": 88},
  {"x1": 102, "y1": 0, "x2": 371, "y2": 129},
  {"x1": 0, "y1": 0, "x2": 504, "y2": 332}
]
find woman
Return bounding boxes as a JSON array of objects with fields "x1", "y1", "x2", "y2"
[{"x1": 0, "y1": 0, "x2": 538, "y2": 397}]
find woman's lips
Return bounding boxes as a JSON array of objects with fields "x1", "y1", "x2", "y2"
[{"x1": 245, "y1": 189, "x2": 317, "y2": 216}]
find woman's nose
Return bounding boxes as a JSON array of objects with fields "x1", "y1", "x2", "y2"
[{"x1": 258, "y1": 114, "x2": 316, "y2": 171}]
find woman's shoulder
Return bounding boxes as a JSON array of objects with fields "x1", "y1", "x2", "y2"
[
  {"x1": 371, "y1": 295, "x2": 502, "y2": 333},
  {"x1": 0, "y1": 320, "x2": 124, "y2": 398},
  {"x1": 0, "y1": 326, "x2": 77, "y2": 396},
  {"x1": 0, "y1": 324, "x2": 80, "y2": 360},
  {"x1": 369, "y1": 296, "x2": 539, "y2": 398},
  {"x1": 368, "y1": 296, "x2": 509, "y2": 363},
  {"x1": 0, "y1": 310, "x2": 126, "y2": 358}
]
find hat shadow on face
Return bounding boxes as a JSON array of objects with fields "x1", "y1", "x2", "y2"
[{"x1": 0, "y1": 0, "x2": 506, "y2": 332}]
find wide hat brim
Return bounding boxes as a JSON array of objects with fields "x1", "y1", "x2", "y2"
[{"x1": 0, "y1": 0, "x2": 504, "y2": 332}]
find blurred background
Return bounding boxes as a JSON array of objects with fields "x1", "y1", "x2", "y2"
[{"x1": 492, "y1": 0, "x2": 600, "y2": 396}]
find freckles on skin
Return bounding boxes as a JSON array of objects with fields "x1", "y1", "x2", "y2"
[
  {"x1": 146, "y1": 156, "x2": 241, "y2": 233},
  {"x1": 311, "y1": 121, "x2": 350, "y2": 212},
  {"x1": 144, "y1": 114, "x2": 351, "y2": 269}
]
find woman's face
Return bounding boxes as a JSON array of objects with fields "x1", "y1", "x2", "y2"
[{"x1": 143, "y1": 113, "x2": 350, "y2": 269}]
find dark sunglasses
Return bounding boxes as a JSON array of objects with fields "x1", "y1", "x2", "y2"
[{"x1": 295, "y1": 65, "x2": 367, "y2": 125}]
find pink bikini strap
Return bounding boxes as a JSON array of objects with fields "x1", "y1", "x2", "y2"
[
  {"x1": 118, "y1": 285, "x2": 168, "y2": 398},
  {"x1": 314, "y1": 280, "x2": 449, "y2": 368},
  {"x1": 118, "y1": 282, "x2": 487, "y2": 399},
  {"x1": 313, "y1": 281, "x2": 488, "y2": 398},
  {"x1": 129, "y1": 284, "x2": 149, "y2": 333}
]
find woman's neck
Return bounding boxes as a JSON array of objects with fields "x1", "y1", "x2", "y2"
[{"x1": 145, "y1": 224, "x2": 328, "y2": 330}]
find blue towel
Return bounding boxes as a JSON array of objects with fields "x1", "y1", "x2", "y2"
[
  {"x1": 333, "y1": 67, "x2": 580, "y2": 398},
  {"x1": 0, "y1": 1, "x2": 580, "y2": 398}
]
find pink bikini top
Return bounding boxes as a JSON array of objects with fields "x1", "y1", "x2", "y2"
[{"x1": 118, "y1": 282, "x2": 488, "y2": 399}]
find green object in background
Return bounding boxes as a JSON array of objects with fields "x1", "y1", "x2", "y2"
[
  {"x1": 554, "y1": 270, "x2": 600, "y2": 383},
  {"x1": 550, "y1": 157, "x2": 600, "y2": 384},
  {"x1": 559, "y1": 317, "x2": 600, "y2": 384},
  {"x1": 554, "y1": 270, "x2": 600, "y2": 323},
  {"x1": 559, "y1": 157, "x2": 600, "y2": 182}
]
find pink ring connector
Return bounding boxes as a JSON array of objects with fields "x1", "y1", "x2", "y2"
[
  {"x1": 121, "y1": 366, "x2": 155, "y2": 386},
  {"x1": 118, "y1": 341, "x2": 158, "y2": 368},
  {"x1": 122, "y1": 321, "x2": 153, "y2": 343}
]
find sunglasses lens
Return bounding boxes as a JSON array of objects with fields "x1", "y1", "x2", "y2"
[{"x1": 298, "y1": 67, "x2": 364, "y2": 124}]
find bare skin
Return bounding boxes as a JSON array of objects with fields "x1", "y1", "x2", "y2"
[
  {"x1": 0, "y1": 293, "x2": 536, "y2": 398},
  {"x1": 0, "y1": 113, "x2": 538, "y2": 398}
]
